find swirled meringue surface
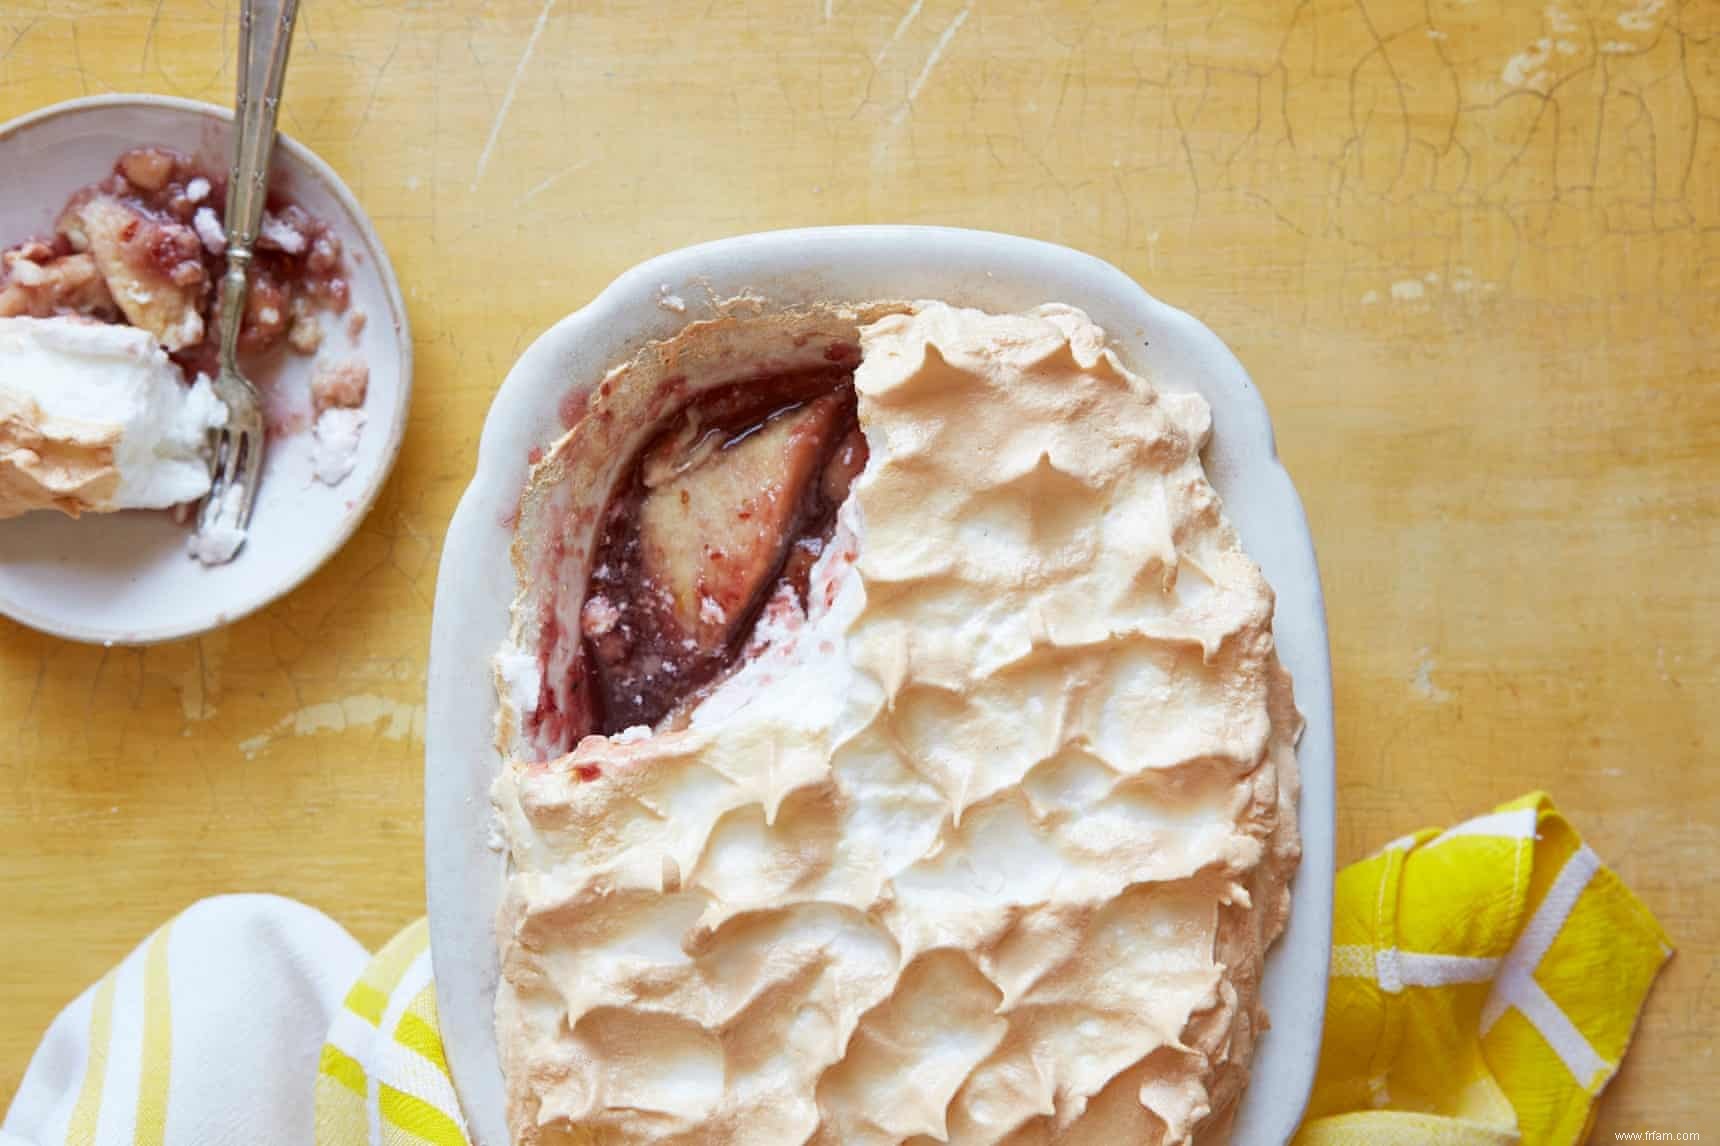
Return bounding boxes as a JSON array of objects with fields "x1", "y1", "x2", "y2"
[{"x1": 495, "y1": 302, "x2": 1301, "y2": 1145}]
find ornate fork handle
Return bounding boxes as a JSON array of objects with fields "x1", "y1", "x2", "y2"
[
  {"x1": 216, "y1": 0, "x2": 301, "y2": 370},
  {"x1": 193, "y1": 0, "x2": 300, "y2": 561}
]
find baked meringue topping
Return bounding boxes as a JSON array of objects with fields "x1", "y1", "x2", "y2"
[
  {"x1": 0, "y1": 316, "x2": 226, "y2": 519},
  {"x1": 494, "y1": 301, "x2": 1301, "y2": 1145}
]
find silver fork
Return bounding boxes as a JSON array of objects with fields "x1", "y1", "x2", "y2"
[{"x1": 194, "y1": 0, "x2": 301, "y2": 558}]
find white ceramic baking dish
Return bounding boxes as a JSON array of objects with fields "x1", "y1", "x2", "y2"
[{"x1": 426, "y1": 226, "x2": 1333, "y2": 1145}]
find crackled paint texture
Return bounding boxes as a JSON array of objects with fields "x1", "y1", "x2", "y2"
[{"x1": 1, "y1": 0, "x2": 1715, "y2": 1128}]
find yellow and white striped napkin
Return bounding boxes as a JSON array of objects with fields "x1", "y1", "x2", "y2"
[
  {"x1": 3, "y1": 898, "x2": 466, "y2": 1146},
  {"x1": 3, "y1": 895, "x2": 371, "y2": 1146},
  {"x1": 1296, "y1": 792, "x2": 1673, "y2": 1146},
  {"x1": 313, "y1": 919, "x2": 466, "y2": 1146},
  {"x1": 3, "y1": 794, "x2": 1671, "y2": 1146}
]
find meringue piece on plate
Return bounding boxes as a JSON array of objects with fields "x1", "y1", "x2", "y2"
[
  {"x1": 0, "y1": 316, "x2": 226, "y2": 519},
  {"x1": 310, "y1": 406, "x2": 365, "y2": 486}
]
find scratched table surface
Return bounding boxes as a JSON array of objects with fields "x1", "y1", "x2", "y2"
[{"x1": 2, "y1": 0, "x2": 1715, "y2": 1134}]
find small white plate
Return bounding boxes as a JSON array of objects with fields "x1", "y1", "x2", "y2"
[
  {"x1": 0, "y1": 95, "x2": 411, "y2": 645},
  {"x1": 426, "y1": 227, "x2": 1335, "y2": 1146}
]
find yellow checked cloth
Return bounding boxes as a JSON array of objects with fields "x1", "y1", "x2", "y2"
[
  {"x1": 3, "y1": 794, "x2": 1670, "y2": 1146},
  {"x1": 1297, "y1": 792, "x2": 1673, "y2": 1146},
  {"x1": 313, "y1": 920, "x2": 466, "y2": 1146}
]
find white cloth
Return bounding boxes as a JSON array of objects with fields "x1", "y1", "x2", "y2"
[{"x1": 3, "y1": 895, "x2": 366, "y2": 1146}]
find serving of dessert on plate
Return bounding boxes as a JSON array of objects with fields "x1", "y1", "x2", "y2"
[
  {"x1": 0, "y1": 94, "x2": 411, "y2": 645},
  {"x1": 487, "y1": 297, "x2": 1302, "y2": 1145},
  {"x1": 0, "y1": 145, "x2": 372, "y2": 557}
]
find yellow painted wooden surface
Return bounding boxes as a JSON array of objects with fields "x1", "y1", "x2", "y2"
[{"x1": 2, "y1": 0, "x2": 1714, "y2": 1135}]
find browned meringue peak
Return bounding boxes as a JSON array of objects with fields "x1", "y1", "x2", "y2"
[
  {"x1": 0, "y1": 317, "x2": 226, "y2": 519},
  {"x1": 496, "y1": 302, "x2": 1300, "y2": 1146},
  {"x1": 0, "y1": 409, "x2": 121, "y2": 518}
]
